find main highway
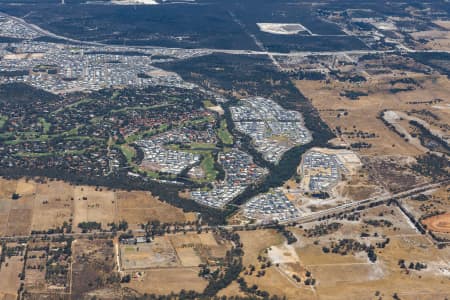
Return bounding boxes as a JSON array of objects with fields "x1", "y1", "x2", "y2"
[{"x1": 2, "y1": 10, "x2": 450, "y2": 59}]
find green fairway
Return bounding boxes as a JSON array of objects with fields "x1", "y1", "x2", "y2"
[
  {"x1": 119, "y1": 144, "x2": 136, "y2": 163},
  {"x1": 200, "y1": 153, "x2": 218, "y2": 182},
  {"x1": 0, "y1": 115, "x2": 8, "y2": 129},
  {"x1": 39, "y1": 117, "x2": 51, "y2": 134},
  {"x1": 217, "y1": 120, "x2": 233, "y2": 145}
]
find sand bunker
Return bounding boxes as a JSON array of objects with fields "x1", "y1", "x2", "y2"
[{"x1": 422, "y1": 213, "x2": 450, "y2": 233}]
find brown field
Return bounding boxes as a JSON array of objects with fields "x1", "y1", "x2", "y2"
[
  {"x1": 0, "y1": 179, "x2": 17, "y2": 198},
  {"x1": 6, "y1": 209, "x2": 33, "y2": 236},
  {"x1": 244, "y1": 266, "x2": 316, "y2": 299},
  {"x1": 169, "y1": 232, "x2": 204, "y2": 248},
  {"x1": 198, "y1": 231, "x2": 219, "y2": 246},
  {"x1": 15, "y1": 179, "x2": 36, "y2": 195},
  {"x1": 116, "y1": 190, "x2": 187, "y2": 228},
  {"x1": 1, "y1": 179, "x2": 36, "y2": 234},
  {"x1": 123, "y1": 267, "x2": 207, "y2": 295},
  {"x1": 0, "y1": 178, "x2": 192, "y2": 236},
  {"x1": 176, "y1": 247, "x2": 203, "y2": 266},
  {"x1": 295, "y1": 243, "x2": 366, "y2": 265},
  {"x1": 217, "y1": 281, "x2": 247, "y2": 298},
  {"x1": 31, "y1": 180, "x2": 74, "y2": 231},
  {"x1": 73, "y1": 185, "x2": 116, "y2": 228},
  {"x1": 120, "y1": 232, "x2": 230, "y2": 296},
  {"x1": 301, "y1": 207, "x2": 450, "y2": 299},
  {"x1": 310, "y1": 263, "x2": 384, "y2": 286},
  {"x1": 294, "y1": 74, "x2": 450, "y2": 157},
  {"x1": 0, "y1": 256, "x2": 23, "y2": 299},
  {"x1": 411, "y1": 29, "x2": 450, "y2": 51},
  {"x1": 422, "y1": 213, "x2": 450, "y2": 233}
]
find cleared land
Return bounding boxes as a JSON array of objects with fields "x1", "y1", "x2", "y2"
[
  {"x1": 257, "y1": 23, "x2": 310, "y2": 35},
  {"x1": 120, "y1": 237, "x2": 179, "y2": 270},
  {"x1": 422, "y1": 213, "x2": 450, "y2": 233}
]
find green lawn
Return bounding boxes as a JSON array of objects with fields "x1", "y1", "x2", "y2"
[
  {"x1": 119, "y1": 144, "x2": 136, "y2": 163},
  {"x1": 0, "y1": 115, "x2": 8, "y2": 129},
  {"x1": 125, "y1": 124, "x2": 170, "y2": 144},
  {"x1": 217, "y1": 120, "x2": 233, "y2": 145},
  {"x1": 200, "y1": 153, "x2": 218, "y2": 182},
  {"x1": 62, "y1": 126, "x2": 79, "y2": 137},
  {"x1": 186, "y1": 116, "x2": 214, "y2": 126},
  {"x1": 190, "y1": 143, "x2": 217, "y2": 150},
  {"x1": 52, "y1": 98, "x2": 93, "y2": 114},
  {"x1": 110, "y1": 103, "x2": 173, "y2": 113},
  {"x1": 15, "y1": 149, "x2": 86, "y2": 158},
  {"x1": 39, "y1": 117, "x2": 51, "y2": 134}
]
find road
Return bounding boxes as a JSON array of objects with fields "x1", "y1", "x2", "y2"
[
  {"x1": 274, "y1": 181, "x2": 447, "y2": 226},
  {"x1": 2, "y1": 10, "x2": 450, "y2": 58}
]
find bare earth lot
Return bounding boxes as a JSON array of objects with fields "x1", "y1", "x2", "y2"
[{"x1": 422, "y1": 213, "x2": 450, "y2": 233}]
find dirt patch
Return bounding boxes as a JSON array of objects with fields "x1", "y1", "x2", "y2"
[
  {"x1": 120, "y1": 237, "x2": 179, "y2": 270},
  {"x1": 422, "y1": 213, "x2": 450, "y2": 233}
]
